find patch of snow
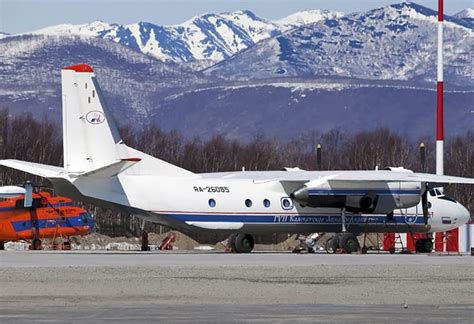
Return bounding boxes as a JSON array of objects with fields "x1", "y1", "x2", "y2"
[
  {"x1": 193, "y1": 245, "x2": 215, "y2": 250},
  {"x1": 455, "y1": 8, "x2": 474, "y2": 19},
  {"x1": 277, "y1": 10, "x2": 344, "y2": 29},
  {"x1": 4, "y1": 241, "x2": 29, "y2": 250},
  {"x1": 30, "y1": 21, "x2": 113, "y2": 36}
]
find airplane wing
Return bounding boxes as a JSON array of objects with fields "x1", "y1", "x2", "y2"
[
  {"x1": 326, "y1": 172, "x2": 474, "y2": 188},
  {"x1": 276, "y1": 171, "x2": 473, "y2": 214},
  {"x1": 231, "y1": 170, "x2": 474, "y2": 187}
]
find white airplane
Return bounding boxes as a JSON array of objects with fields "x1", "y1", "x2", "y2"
[{"x1": 0, "y1": 64, "x2": 472, "y2": 253}]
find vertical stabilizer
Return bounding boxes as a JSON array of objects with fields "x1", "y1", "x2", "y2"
[
  {"x1": 62, "y1": 64, "x2": 121, "y2": 172},
  {"x1": 61, "y1": 64, "x2": 194, "y2": 178}
]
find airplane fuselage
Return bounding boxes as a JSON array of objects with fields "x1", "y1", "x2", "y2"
[{"x1": 60, "y1": 171, "x2": 469, "y2": 236}]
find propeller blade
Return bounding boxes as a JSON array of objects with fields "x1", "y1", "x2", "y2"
[{"x1": 421, "y1": 188, "x2": 429, "y2": 225}]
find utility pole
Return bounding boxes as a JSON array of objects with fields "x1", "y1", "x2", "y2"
[{"x1": 436, "y1": 0, "x2": 444, "y2": 176}]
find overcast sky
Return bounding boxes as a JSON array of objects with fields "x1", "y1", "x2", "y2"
[{"x1": 1, "y1": 0, "x2": 471, "y2": 34}]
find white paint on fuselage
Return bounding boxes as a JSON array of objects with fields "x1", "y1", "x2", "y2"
[{"x1": 74, "y1": 173, "x2": 469, "y2": 235}]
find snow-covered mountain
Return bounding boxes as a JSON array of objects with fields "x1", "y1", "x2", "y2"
[
  {"x1": 454, "y1": 8, "x2": 474, "y2": 27},
  {"x1": 0, "y1": 32, "x2": 10, "y2": 39},
  {"x1": 28, "y1": 11, "x2": 278, "y2": 63},
  {"x1": 27, "y1": 10, "x2": 340, "y2": 64},
  {"x1": 0, "y1": 34, "x2": 204, "y2": 122},
  {"x1": 276, "y1": 9, "x2": 343, "y2": 29},
  {"x1": 205, "y1": 2, "x2": 473, "y2": 85},
  {"x1": 0, "y1": 2, "x2": 472, "y2": 141}
]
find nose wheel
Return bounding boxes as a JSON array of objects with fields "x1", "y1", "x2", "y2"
[{"x1": 415, "y1": 238, "x2": 433, "y2": 253}]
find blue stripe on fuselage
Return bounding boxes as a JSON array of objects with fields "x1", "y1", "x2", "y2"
[
  {"x1": 308, "y1": 189, "x2": 420, "y2": 196},
  {"x1": 161, "y1": 213, "x2": 425, "y2": 225}
]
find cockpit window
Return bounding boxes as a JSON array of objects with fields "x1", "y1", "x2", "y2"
[
  {"x1": 80, "y1": 212, "x2": 94, "y2": 223},
  {"x1": 435, "y1": 189, "x2": 442, "y2": 196},
  {"x1": 429, "y1": 189, "x2": 436, "y2": 197},
  {"x1": 438, "y1": 196, "x2": 457, "y2": 203}
]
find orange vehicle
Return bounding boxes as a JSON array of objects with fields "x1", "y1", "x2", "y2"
[{"x1": 0, "y1": 192, "x2": 94, "y2": 250}]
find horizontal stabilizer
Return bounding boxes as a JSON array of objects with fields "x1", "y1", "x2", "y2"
[
  {"x1": 80, "y1": 158, "x2": 142, "y2": 177},
  {"x1": 0, "y1": 160, "x2": 66, "y2": 178}
]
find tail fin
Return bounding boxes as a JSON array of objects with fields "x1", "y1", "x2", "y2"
[
  {"x1": 62, "y1": 64, "x2": 122, "y2": 172},
  {"x1": 61, "y1": 64, "x2": 194, "y2": 177}
]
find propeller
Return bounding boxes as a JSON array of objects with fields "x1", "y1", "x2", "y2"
[{"x1": 421, "y1": 183, "x2": 429, "y2": 225}]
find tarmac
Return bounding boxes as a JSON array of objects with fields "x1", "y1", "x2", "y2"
[{"x1": 1, "y1": 251, "x2": 473, "y2": 323}]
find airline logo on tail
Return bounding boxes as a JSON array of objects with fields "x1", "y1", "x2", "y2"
[{"x1": 86, "y1": 111, "x2": 105, "y2": 124}]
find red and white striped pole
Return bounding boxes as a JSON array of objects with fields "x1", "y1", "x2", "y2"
[{"x1": 436, "y1": 0, "x2": 444, "y2": 175}]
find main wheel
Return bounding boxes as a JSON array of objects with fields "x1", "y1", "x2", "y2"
[
  {"x1": 339, "y1": 233, "x2": 360, "y2": 254},
  {"x1": 234, "y1": 234, "x2": 254, "y2": 253},
  {"x1": 327, "y1": 233, "x2": 342, "y2": 253},
  {"x1": 227, "y1": 233, "x2": 238, "y2": 251}
]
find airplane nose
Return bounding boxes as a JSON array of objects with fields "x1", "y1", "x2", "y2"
[{"x1": 457, "y1": 203, "x2": 471, "y2": 226}]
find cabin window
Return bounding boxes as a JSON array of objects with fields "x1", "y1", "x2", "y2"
[
  {"x1": 245, "y1": 199, "x2": 252, "y2": 208},
  {"x1": 92, "y1": 90, "x2": 95, "y2": 98},
  {"x1": 281, "y1": 197, "x2": 293, "y2": 210},
  {"x1": 85, "y1": 83, "x2": 88, "y2": 89},
  {"x1": 263, "y1": 199, "x2": 270, "y2": 208},
  {"x1": 208, "y1": 198, "x2": 216, "y2": 208},
  {"x1": 88, "y1": 97, "x2": 91, "y2": 104}
]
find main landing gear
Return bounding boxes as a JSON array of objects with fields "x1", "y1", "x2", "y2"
[
  {"x1": 327, "y1": 232, "x2": 360, "y2": 254},
  {"x1": 326, "y1": 208, "x2": 361, "y2": 254},
  {"x1": 227, "y1": 234, "x2": 255, "y2": 253}
]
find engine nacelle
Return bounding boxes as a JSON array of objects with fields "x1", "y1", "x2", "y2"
[{"x1": 291, "y1": 180, "x2": 421, "y2": 214}]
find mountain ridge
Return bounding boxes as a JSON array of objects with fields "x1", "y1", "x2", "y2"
[
  {"x1": 22, "y1": 9, "x2": 339, "y2": 64},
  {"x1": 0, "y1": 2, "x2": 472, "y2": 141},
  {"x1": 204, "y1": 2, "x2": 473, "y2": 86}
]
